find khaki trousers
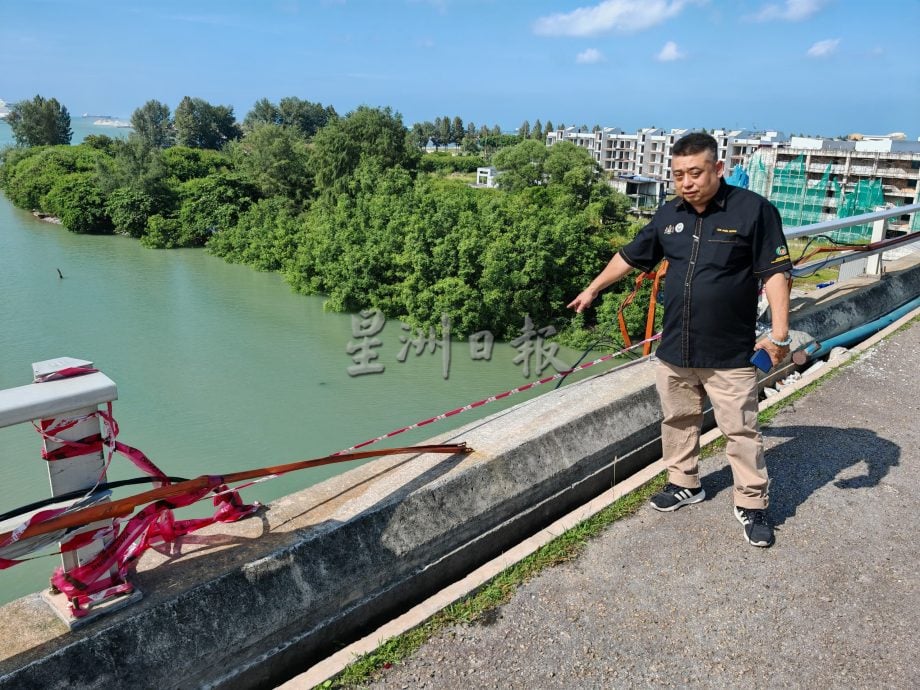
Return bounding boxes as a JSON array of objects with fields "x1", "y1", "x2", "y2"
[{"x1": 655, "y1": 360, "x2": 768, "y2": 509}]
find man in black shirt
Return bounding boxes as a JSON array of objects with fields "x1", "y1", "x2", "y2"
[{"x1": 568, "y1": 133, "x2": 793, "y2": 547}]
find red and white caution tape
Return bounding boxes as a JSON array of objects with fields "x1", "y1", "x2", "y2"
[{"x1": 335, "y1": 334, "x2": 661, "y2": 455}]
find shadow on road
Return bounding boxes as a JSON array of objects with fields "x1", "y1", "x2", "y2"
[{"x1": 701, "y1": 424, "x2": 900, "y2": 525}]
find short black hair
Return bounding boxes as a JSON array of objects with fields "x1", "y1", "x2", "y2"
[{"x1": 672, "y1": 132, "x2": 718, "y2": 161}]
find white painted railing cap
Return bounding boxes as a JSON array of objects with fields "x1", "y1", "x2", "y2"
[{"x1": 0, "y1": 358, "x2": 117, "y2": 429}]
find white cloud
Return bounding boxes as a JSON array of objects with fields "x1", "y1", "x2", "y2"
[
  {"x1": 656, "y1": 41, "x2": 685, "y2": 62},
  {"x1": 754, "y1": 0, "x2": 826, "y2": 22},
  {"x1": 576, "y1": 48, "x2": 604, "y2": 64},
  {"x1": 806, "y1": 38, "x2": 839, "y2": 58},
  {"x1": 533, "y1": 0, "x2": 691, "y2": 37}
]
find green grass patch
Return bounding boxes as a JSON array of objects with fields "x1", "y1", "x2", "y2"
[{"x1": 786, "y1": 237, "x2": 841, "y2": 289}]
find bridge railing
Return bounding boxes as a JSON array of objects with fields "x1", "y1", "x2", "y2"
[
  {"x1": 0, "y1": 357, "x2": 135, "y2": 626},
  {"x1": 785, "y1": 202, "x2": 920, "y2": 278}
]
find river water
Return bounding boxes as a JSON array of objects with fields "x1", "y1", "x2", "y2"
[{"x1": 0, "y1": 119, "x2": 618, "y2": 604}]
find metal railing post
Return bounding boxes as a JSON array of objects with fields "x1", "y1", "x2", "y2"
[
  {"x1": 0, "y1": 356, "x2": 142, "y2": 626},
  {"x1": 866, "y1": 216, "x2": 887, "y2": 276},
  {"x1": 32, "y1": 358, "x2": 115, "y2": 574}
]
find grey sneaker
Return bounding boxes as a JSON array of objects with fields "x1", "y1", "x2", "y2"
[
  {"x1": 650, "y1": 483, "x2": 706, "y2": 512},
  {"x1": 734, "y1": 506, "x2": 775, "y2": 547}
]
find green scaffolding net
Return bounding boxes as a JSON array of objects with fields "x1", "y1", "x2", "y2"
[
  {"x1": 832, "y1": 178, "x2": 885, "y2": 243},
  {"x1": 745, "y1": 152, "x2": 891, "y2": 243},
  {"x1": 748, "y1": 151, "x2": 769, "y2": 197},
  {"x1": 769, "y1": 155, "x2": 836, "y2": 228}
]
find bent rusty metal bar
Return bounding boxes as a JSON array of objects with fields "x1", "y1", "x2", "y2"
[{"x1": 0, "y1": 443, "x2": 471, "y2": 546}]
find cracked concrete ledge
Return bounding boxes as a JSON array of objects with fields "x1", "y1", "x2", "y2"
[{"x1": 0, "y1": 259, "x2": 918, "y2": 690}]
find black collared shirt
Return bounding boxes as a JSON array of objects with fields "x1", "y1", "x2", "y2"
[{"x1": 620, "y1": 180, "x2": 793, "y2": 368}]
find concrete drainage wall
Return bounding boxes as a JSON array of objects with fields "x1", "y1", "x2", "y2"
[{"x1": 1, "y1": 260, "x2": 918, "y2": 690}]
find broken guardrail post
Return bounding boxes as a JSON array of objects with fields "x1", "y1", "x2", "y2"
[{"x1": 0, "y1": 357, "x2": 141, "y2": 627}]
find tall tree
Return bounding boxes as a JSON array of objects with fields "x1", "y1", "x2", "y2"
[
  {"x1": 243, "y1": 97, "x2": 337, "y2": 138},
  {"x1": 130, "y1": 100, "x2": 174, "y2": 148},
  {"x1": 410, "y1": 122, "x2": 428, "y2": 149},
  {"x1": 491, "y1": 139, "x2": 549, "y2": 191},
  {"x1": 242, "y1": 98, "x2": 281, "y2": 130},
  {"x1": 439, "y1": 115, "x2": 452, "y2": 147},
  {"x1": 544, "y1": 141, "x2": 601, "y2": 200},
  {"x1": 173, "y1": 96, "x2": 241, "y2": 149},
  {"x1": 310, "y1": 105, "x2": 418, "y2": 194},
  {"x1": 277, "y1": 97, "x2": 337, "y2": 138},
  {"x1": 6, "y1": 95, "x2": 72, "y2": 146},
  {"x1": 432, "y1": 117, "x2": 443, "y2": 150},
  {"x1": 545, "y1": 119, "x2": 554, "y2": 134},
  {"x1": 228, "y1": 123, "x2": 312, "y2": 203},
  {"x1": 532, "y1": 119, "x2": 543, "y2": 141},
  {"x1": 518, "y1": 120, "x2": 531, "y2": 139},
  {"x1": 451, "y1": 116, "x2": 464, "y2": 145}
]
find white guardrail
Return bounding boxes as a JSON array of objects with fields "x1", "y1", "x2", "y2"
[
  {"x1": 0, "y1": 357, "x2": 129, "y2": 626},
  {"x1": 785, "y1": 202, "x2": 920, "y2": 278}
]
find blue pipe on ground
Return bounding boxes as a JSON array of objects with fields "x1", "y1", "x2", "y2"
[{"x1": 803, "y1": 294, "x2": 920, "y2": 359}]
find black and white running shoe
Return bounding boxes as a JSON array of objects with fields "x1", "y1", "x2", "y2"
[
  {"x1": 649, "y1": 483, "x2": 706, "y2": 512},
  {"x1": 734, "y1": 506, "x2": 775, "y2": 547}
]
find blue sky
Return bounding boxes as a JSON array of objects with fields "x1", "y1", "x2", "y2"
[{"x1": 1, "y1": 0, "x2": 918, "y2": 137}]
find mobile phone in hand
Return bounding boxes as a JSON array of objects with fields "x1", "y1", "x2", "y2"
[{"x1": 750, "y1": 348, "x2": 773, "y2": 373}]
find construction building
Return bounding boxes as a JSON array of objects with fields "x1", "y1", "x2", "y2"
[
  {"x1": 545, "y1": 126, "x2": 786, "y2": 183},
  {"x1": 545, "y1": 125, "x2": 920, "y2": 236},
  {"x1": 749, "y1": 136, "x2": 920, "y2": 238}
]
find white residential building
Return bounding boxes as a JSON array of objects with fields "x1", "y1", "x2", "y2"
[
  {"x1": 713, "y1": 129, "x2": 787, "y2": 174},
  {"x1": 545, "y1": 126, "x2": 786, "y2": 185}
]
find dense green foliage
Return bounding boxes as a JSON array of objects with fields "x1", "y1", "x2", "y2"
[
  {"x1": 0, "y1": 98, "x2": 653, "y2": 346},
  {"x1": 5, "y1": 95, "x2": 72, "y2": 147},
  {"x1": 227, "y1": 123, "x2": 313, "y2": 202},
  {"x1": 173, "y1": 96, "x2": 241, "y2": 149},
  {"x1": 241, "y1": 97, "x2": 337, "y2": 138},
  {"x1": 130, "y1": 100, "x2": 175, "y2": 149}
]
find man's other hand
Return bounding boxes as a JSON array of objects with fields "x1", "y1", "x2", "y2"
[{"x1": 754, "y1": 338, "x2": 789, "y2": 366}]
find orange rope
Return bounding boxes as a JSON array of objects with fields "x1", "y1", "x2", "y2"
[{"x1": 618, "y1": 260, "x2": 667, "y2": 354}]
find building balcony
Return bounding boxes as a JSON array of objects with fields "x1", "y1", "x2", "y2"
[{"x1": 877, "y1": 167, "x2": 917, "y2": 178}]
